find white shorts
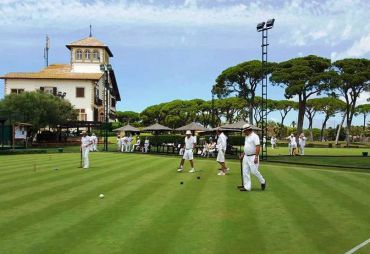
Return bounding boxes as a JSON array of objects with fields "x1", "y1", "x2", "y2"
[
  {"x1": 183, "y1": 149, "x2": 194, "y2": 160},
  {"x1": 291, "y1": 142, "x2": 297, "y2": 148},
  {"x1": 217, "y1": 150, "x2": 225, "y2": 163}
]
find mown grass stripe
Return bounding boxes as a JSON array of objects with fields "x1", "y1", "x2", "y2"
[
  {"x1": 12, "y1": 157, "x2": 174, "y2": 254},
  {"x1": 0, "y1": 156, "x2": 149, "y2": 213},
  {"x1": 0, "y1": 156, "x2": 165, "y2": 240},
  {"x1": 268, "y1": 168, "x2": 344, "y2": 253},
  {"x1": 0, "y1": 154, "x2": 139, "y2": 196}
]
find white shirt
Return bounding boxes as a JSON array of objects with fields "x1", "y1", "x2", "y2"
[
  {"x1": 91, "y1": 135, "x2": 97, "y2": 144},
  {"x1": 271, "y1": 138, "x2": 276, "y2": 144},
  {"x1": 81, "y1": 136, "x2": 93, "y2": 149},
  {"x1": 217, "y1": 133, "x2": 227, "y2": 151},
  {"x1": 184, "y1": 136, "x2": 196, "y2": 150},
  {"x1": 144, "y1": 139, "x2": 149, "y2": 145},
  {"x1": 244, "y1": 132, "x2": 260, "y2": 155},
  {"x1": 299, "y1": 137, "x2": 306, "y2": 146},
  {"x1": 289, "y1": 136, "x2": 297, "y2": 145}
]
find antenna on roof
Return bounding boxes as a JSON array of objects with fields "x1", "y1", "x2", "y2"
[
  {"x1": 89, "y1": 24, "x2": 92, "y2": 37},
  {"x1": 44, "y1": 35, "x2": 50, "y2": 67}
]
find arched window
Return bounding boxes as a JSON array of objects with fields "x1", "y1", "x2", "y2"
[
  {"x1": 93, "y1": 50, "x2": 99, "y2": 61},
  {"x1": 76, "y1": 49, "x2": 82, "y2": 60},
  {"x1": 84, "y1": 50, "x2": 91, "y2": 60}
]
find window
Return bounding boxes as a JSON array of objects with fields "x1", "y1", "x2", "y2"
[
  {"x1": 10, "y1": 89, "x2": 24, "y2": 94},
  {"x1": 78, "y1": 109, "x2": 87, "y2": 121},
  {"x1": 93, "y1": 50, "x2": 99, "y2": 61},
  {"x1": 76, "y1": 87, "x2": 85, "y2": 98},
  {"x1": 84, "y1": 50, "x2": 91, "y2": 60},
  {"x1": 76, "y1": 49, "x2": 82, "y2": 60},
  {"x1": 111, "y1": 98, "x2": 116, "y2": 107}
]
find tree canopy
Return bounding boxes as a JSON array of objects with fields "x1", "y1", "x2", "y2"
[{"x1": 0, "y1": 91, "x2": 77, "y2": 133}]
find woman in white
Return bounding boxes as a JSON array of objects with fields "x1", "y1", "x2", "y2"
[
  {"x1": 289, "y1": 134, "x2": 297, "y2": 156},
  {"x1": 177, "y1": 130, "x2": 196, "y2": 173},
  {"x1": 216, "y1": 128, "x2": 229, "y2": 176},
  {"x1": 299, "y1": 133, "x2": 306, "y2": 155}
]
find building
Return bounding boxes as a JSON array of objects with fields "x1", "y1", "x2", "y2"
[{"x1": 0, "y1": 36, "x2": 121, "y2": 123}]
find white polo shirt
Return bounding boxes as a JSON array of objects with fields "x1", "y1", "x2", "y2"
[
  {"x1": 244, "y1": 132, "x2": 260, "y2": 155},
  {"x1": 81, "y1": 136, "x2": 92, "y2": 149},
  {"x1": 299, "y1": 137, "x2": 306, "y2": 146},
  {"x1": 184, "y1": 136, "x2": 196, "y2": 150},
  {"x1": 217, "y1": 132, "x2": 227, "y2": 151}
]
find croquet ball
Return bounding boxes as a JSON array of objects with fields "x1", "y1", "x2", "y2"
[
  {"x1": 197, "y1": 176, "x2": 200, "y2": 179},
  {"x1": 54, "y1": 168, "x2": 59, "y2": 170},
  {"x1": 99, "y1": 194, "x2": 104, "y2": 199},
  {"x1": 180, "y1": 181, "x2": 183, "y2": 185}
]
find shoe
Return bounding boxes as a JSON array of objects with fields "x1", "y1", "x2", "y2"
[
  {"x1": 83, "y1": 167, "x2": 89, "y2": 169},
  {"x1": 189, "y1": 168, "x2": 195, "y2": 173},
  {"x1": 261, "y1": 181, "x2": 266, "y2": 191},
  {"x1": 226, "y1": 168, "x2": 230, "y2": 171},
  {"x1": 239, "y1": 187, "x2": 250, "y2": 192},
  {"x1": 217, "y1": 171, "x2": 226, "y2": 176},
  {"x1": 177, "y1": 168, "x2": 183, "y2": 172}
]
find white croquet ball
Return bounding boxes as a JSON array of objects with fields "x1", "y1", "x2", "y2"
[{"x1": 99, "y1": 194, "x2": 104, "y2": 199}]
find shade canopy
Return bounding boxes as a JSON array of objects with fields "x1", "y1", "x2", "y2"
[
  {"x1": 175, "y1": 122, "x2": 211, "y2": 132},
  {"x1": 219, "y1": 120, "x2": 261, "y2": 131},
  {"x1": 112, "y1": 124, "x2": 140, "y2": 132},
  {"x1": 142, "y1": 123, "x2": 172, "y2": 132}
]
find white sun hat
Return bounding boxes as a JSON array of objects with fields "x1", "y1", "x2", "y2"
[{"x1": 186, "y1": 130, "x2": 192, "y2": 135}]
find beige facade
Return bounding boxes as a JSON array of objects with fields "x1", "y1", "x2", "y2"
[{"x1": 1, "y1": 36, "x2": 121, "y2": 122}]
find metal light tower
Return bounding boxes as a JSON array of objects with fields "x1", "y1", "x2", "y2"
[
  {"x1": 100, "y1": 64, "x2": 113, "y2": 151},
  {"x1": 257, "y1": 18, "x2": 275, "y2": 160},
  {"x1": 44, "y1": 35, "x2": 50, "y2": 67}
]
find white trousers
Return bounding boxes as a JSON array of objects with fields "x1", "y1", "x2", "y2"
[
  {"x1": 300, "y1": 145, "x2": 305, "y2": 155},
  {"x1": 243, "y1": 155, "x2": 265, "y2": 191},
  {"x1": 82, "y1": 148, "x2": 90, "y2": 168}
]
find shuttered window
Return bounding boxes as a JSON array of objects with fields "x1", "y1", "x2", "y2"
[{"x1": 76, "y1": 87, "x2": 85, "y2": 98}]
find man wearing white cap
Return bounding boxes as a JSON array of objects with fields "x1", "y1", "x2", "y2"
[
  {"x1": 177, "y1": 130, "x2": 196, "y2": 173},
  {"x1": 81, "y1": 131, "x2": 93, "y2": 169},
  {"x1": 239, "y1": 123, "x2": 266, "y2": 191},
  {"x1": 216, "y1": 128, "x2": 229, "y2": 176}
]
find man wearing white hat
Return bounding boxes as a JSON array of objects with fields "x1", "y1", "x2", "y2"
[
  {"x1": 216, "y1": 128, "x2": 229, "y2": 176},
  {"x1": 239, "y1": 124, "x2": 266, "y2": 191},
  {"x1": 81, "y1": 131, "x2": 93, "y2": 169},
  {"x1": 177, "y1": 130, "x2": 196, "y2": 173}
]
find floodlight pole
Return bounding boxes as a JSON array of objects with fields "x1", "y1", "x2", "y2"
[{"x1": 257, "y1": 19, "x2": 274, "y2": 161}]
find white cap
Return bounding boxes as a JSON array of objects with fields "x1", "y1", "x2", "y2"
[
  {"x1": 186, "y1": 130, "x2": 192, "y2": 135},
  {"x1": 242, "y1": 123, "x2": 252, "y2": 130}
]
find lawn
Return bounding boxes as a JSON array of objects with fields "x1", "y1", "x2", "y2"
[{"x1": 0, "y1": 153, "x2": 369, "y2": 254}]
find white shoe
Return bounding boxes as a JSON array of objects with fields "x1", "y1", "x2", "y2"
[
  {"x1": 177, "y1": 168, "x2": 183, "y2": 172},
  {"x1": 189, "y1": 168, "x2": 195, "y2": 173},
  {"x1": 217, "y1": 171, "x2": 226, "y2": 176}
]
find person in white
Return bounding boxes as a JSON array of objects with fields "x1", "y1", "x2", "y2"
[
  {"x1": 262, "y1": 136, "x2": 267, "y2": 150},
  {"x1": 126, "y1": 135, "x2": 132, "y2": 152},
  {"x1": 270, "y1": 136, "x2": 276, "y2": 149},
  {"x1": 287, "y1": 133, "x2": 297, "y2": 155},
  {"x1": 143, "y1": 137, "x2": 150, "y2": 153},
  {"x1": 239, "y1": 124, "x2": 266, "y2": 192},
  {"x1": 216, "y1": 128, "x2": 230, "y2": 176},
  {"x1": 120, "y1": 136, "x2": 128, "y2": 152},
  {"x1": 81, "y1": 131, "x2": 93, "y2": 169},
  {"x1": 299, "y1": 133, "x2": 306, "y2": 155},
  {"x1": 177, "y1": 130, "x2": 196, "y2": 173},
  {"x1": 91, "y1": 133, "x2": 98, "y2": 152},
  {"x1": 131, "y1": 136, "x2": 141, "y2": 152}
]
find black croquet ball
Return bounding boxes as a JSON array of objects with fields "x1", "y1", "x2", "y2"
[
  {"x1": 180, "y1": 181, "x2": 184, "y2": 185},
  {"x1": 54, "y1": 168, "x2": 59, "y2": 171},
  {"x1": 197, "y1": 176, "x2": 200, "y2": 179}
]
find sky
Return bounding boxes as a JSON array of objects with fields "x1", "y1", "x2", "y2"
[{"x1": 0, "y1": 0, "x2": 369, "y2": 128}]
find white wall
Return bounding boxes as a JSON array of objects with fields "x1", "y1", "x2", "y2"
[
  {"x1": 72, "y1": 63, "x2": 102, "y2": 73},
  {"x1": 5, "y1": 79, "x2": 96, "y2": 121}
]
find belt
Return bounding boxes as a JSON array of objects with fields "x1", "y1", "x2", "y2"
[
  {"x1": 185, "y1": 148, "x2": 193, "y2": 150},
  {"x1": 245, "y1": 154, "x2": 256, "y2": 156}
]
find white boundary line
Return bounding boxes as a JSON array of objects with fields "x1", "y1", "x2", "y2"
[{"x1": 345, "y1": 238, "x2": 370, "y2": 254}]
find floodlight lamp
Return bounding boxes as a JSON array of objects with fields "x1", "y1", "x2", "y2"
[
  {"x1": 266, "y1": 19, "x2": 275, "y2": 28},
  {"x1": 257, "y1": 22, "x2": 265, "y2": 31}
]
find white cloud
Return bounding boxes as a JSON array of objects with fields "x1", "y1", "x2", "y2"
[
  {"x1": 331, "y1": 34, "x2": 370, "y2": 61},
  {"x1": 0, "y1": 0, "x2": 369, "y2": 52}
]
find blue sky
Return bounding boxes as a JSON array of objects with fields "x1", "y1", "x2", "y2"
[{"x1": 0, "y1": 0, "x2": 369, "y2": 127}]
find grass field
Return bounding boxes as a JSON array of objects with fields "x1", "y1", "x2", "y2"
[{"x1": 1, "y1": 153, "x2": 370, "y2": 254}]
